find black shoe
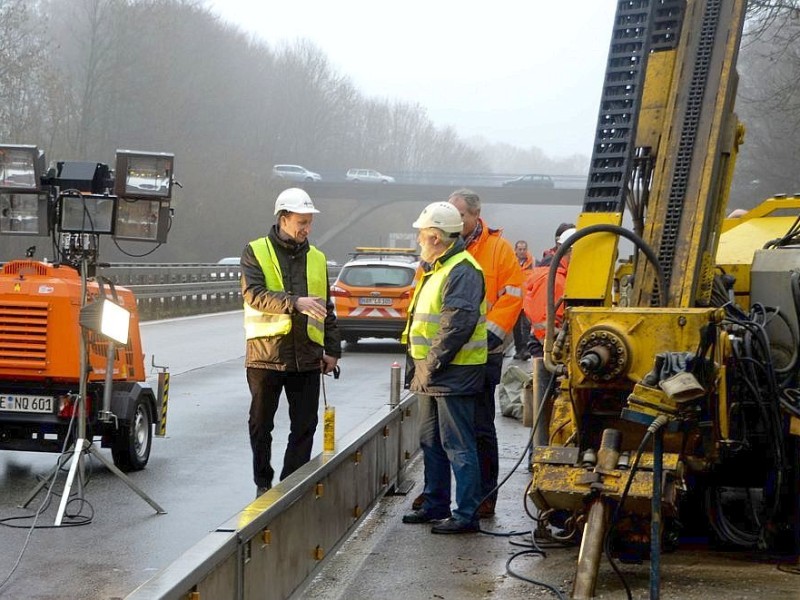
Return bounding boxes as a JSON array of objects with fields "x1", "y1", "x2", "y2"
[
  {"x1": 431, "y1": 517, "x2": 479, "y2": 534},
  {"x1": 512, "y1": 353, "x2": 522, "y2": 360},
  {"x1": 256, "y1": 485, "x2": 271, "y2": 498},
  {"x1": 402, "y1": 509, "x2": 450, "y2": 524}
]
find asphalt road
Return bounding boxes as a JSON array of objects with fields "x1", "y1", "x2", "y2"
[{"x1": 0, "y1": 311, "x2": 405, "y2": 600}]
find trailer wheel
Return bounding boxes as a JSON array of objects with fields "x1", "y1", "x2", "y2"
[{"x1": 111, "y1": 398, "x2": 152, "y2": 472}]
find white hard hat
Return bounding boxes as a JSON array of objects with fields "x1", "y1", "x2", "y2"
[
  {"x1": 412, "y1": 201, "x2": 463, "y2": 234},
  {"x1": 274, "y1": 188, "x2": 319, "y2": 215},
  {"x1": 557, "y1": 227, "x2": 577, "y2": 245}
]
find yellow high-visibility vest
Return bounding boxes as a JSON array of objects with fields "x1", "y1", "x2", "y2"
[
  {"x1": 402, "y1": 251, "x2": 487, "y2": 364},
  {"x1": 244, "y1": 237, "x2": 327, "y2": 345}
]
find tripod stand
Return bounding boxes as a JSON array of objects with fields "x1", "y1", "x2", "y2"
[{"x1": 22, "y1": 257, "x2": 165, "y2": 523}]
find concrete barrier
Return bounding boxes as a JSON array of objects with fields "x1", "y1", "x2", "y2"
[{"x1": 125, "y1": 393, "x2": 420, "y2": 600}]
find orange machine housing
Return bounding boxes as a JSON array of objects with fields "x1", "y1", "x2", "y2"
[{"x1": 0, "y1": 260, "x2": 146, "y2": 383}]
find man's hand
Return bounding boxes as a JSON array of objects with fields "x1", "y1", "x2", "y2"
[
  {"x1": 296, "y1": 296, "x2": 327, "y2": 321},
  {"x1": 321, "y1": 354, "x2": 338, "y2": 375}
]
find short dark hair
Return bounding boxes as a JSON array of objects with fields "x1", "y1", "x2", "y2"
[{"x1": 555, "y1": 222, "x2": 575, "y2": 238}]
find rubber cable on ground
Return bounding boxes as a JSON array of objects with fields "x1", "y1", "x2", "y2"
[
  {"x1": 0, "y1": 407, "x2": 93, "y2": 594},
  {"x1": 505, "y1": 549, "x2": 567, "y2": 600}
]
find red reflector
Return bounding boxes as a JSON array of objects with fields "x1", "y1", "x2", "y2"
[
  {"x1": 58, "y1": 395, "x2": 76, "y2": 418},
  {"x1": 58, "y1": 394, "x2": 92, "y2": 418},
  {"x1": 330, "y1": 286, "x2": 350, "y2": 298}
]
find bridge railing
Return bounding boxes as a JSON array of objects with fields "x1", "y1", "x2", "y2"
[{"x1": 125, "y1": 392, "x2": 420, "y2": 600}]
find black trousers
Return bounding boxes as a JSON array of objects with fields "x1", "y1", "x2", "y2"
[
  {"x1": 247, "y1": 367, "x2": 321, "y2": 489},
  {"x1": 513, "y1": 313, "x2": 531, "y2": 356},
  {"x1": 475, "y1": 352, "x2": 502, "y2": 503}
]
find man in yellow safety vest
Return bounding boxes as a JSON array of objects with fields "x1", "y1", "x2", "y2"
[
  {"x1": 241, "y1": 187, "x2": 341, "y2": 498},
  {"x1": 401, "y1": 201, "x2": 487, "y2": 534}
]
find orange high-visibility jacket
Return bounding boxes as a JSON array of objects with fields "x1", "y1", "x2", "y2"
[
  {"x1": 464, "y1": 219, "x2": 523, "y2": 343},
  {"x1": 523, "y1": 258, "x2": 568, "y2": 342},
  {"x1": 519, "y1": 251, "x2": 534, "y2": 271}
]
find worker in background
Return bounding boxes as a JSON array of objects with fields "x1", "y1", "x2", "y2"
[
  {"x1": 447, "y1": 189, "x2": 523, "y2": 518},
  {"x1": 512, "y1": 240, "x2": 534, "y2": 360},
  {"x1": 524, "y1": 227, "x2": 576, "y2": 357},
  {"x1": 401, "y1": 201, "x2": 486, "y2": 534},
  {"x1": 241, "y1": 187, "x2": 341, "y2": 499},
  {"x1": 538, "y1": 221, "x2": 575, "y2": 267}
]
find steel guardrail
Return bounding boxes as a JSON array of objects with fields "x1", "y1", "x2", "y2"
[
  {"x1": 99, "y1": 263, "x2": 243, "y2": 320},
  {"x1": 125, "y1": 392, "x2": 420, "y2": 600},
  {"x1": 97, "y1": 263, "x2": 343, "y2": 320}
]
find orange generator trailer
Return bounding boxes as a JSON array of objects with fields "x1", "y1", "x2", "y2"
[
  {"x1": 0, "y1": 258, "x2": 161, "y2": 471},
  {"x1": 0, "y1": 145, "x2": 175, "y2": 472}
]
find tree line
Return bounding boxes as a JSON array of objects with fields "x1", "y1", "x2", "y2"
[{"x1": 1, "y1": 0, "x2": 799, "y2": 261}]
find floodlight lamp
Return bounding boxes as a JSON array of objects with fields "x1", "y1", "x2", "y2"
[
  {"x1": 114, "y1": 198, "x2": 170, "y2": 243},
  {"x1": 79, "y1": 297, "x2": 130, "y2": 344},
  {"x1": 60, "y1": 193, "x2": 117, "y2": 234},
  {"x1": 115, "y1": 150, "x2": 174, "y2": 200},
  {"x1": 0, "y1": 144, "x2": 42, "y2": 193},
  {"x1": 0, "y1": 193, "x2": 48, "y2": 236}
]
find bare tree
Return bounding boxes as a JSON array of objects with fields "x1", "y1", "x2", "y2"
[
  {"x1": 0, "y1": 0, "x2": 55, "y2": 143},
  {"x1": 730, "y1": 4, "x2": 800, "y2": 205}
]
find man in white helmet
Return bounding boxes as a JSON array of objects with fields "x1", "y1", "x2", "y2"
[
  {"x1": 401, "y1": 201, "x2": 486, "y2": 534},
  {"x1": 240, "y1": 187, "x2": 341, "y2": 498}
]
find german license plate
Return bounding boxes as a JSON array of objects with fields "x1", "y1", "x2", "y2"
[
  {"x1": 0, "y1": 394, "x2": 54, "y2": 413},
  {"x1": 359, "y1": 297, "x2": 392, "y2": 306}
]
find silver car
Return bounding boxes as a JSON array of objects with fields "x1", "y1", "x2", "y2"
[
  {"x1": 272, "y1": 164, "x2": 322, "y2": 182},
  {"x1": 346, "y1": 168, "x2": 395, "y2": 184}
]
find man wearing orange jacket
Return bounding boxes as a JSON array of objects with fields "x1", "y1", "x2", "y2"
[
  {"x1": 448, "y1": 189, "x2": 523, "y2": 517},
  {"x1": 512, "y1": 240, "x2": 534, "y2": 360},
  {"x1": 523, "y1": 227, "x2": 575, "y2": 357}
]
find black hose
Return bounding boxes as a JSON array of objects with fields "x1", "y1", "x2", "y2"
[{"x1": 544, "y1": 224, "x2": 667, "y2": 362}]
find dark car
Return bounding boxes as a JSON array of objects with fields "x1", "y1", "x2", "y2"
[{"x1": 501, "y1": 174, "x2": 555, "y2": 188}]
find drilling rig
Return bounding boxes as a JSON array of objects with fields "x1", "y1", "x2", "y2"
[{"x1": 528, "y1": 1, "x2": 800, "y2": 597}]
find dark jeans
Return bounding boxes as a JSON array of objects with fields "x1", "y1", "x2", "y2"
[
  {"x1": 476, "y1": 352, "x2": 502, "y2": 503},
  {"x1": 247, "y1": 367, "x2": 320, "y2": 489},
  {"x1": 418, "y1": 393, "x2": 481, "y2": 524},
  {"x1": 513, "y1": 313, "x2": 531, "y2": 356}
]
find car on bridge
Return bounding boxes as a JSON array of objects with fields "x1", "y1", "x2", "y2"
[
  {"x1": 330, "y1": 247, "x2": 418, "y2": 345},
  {"x1": 501, "y1": 173, "x2": 555, "y2": 188},
  {"x1": 345, "y1": 168, "x2": 395, "y2": 184},
  {"x1": 272, "y1": 164, "x2": 322, "y2": 183}
]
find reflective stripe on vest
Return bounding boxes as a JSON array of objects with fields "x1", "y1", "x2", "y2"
[
  {"x1": 402, "y1": 251, "x2": 487, "y2": 364},
  {"x1": 244, "y1": 237, "x2": 327, "y2": 345}
]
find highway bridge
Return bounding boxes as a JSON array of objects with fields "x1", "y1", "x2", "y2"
[{"x1": 281, "y1": 183, "x2": 583, "y2": 263}]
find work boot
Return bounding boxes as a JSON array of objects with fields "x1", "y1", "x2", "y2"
[
  {"x1": 476, "y1": 498, "x2": 496, "y2": 519},
  {"x1": 402, "y1": 508, "x2": 450, "y2": 524},
  {"x1": 411, "y1": 492, "x2": 425, "y2": 511},
  {"x1": 431, "y1": 517, "x2": 479, "y2": 534}
]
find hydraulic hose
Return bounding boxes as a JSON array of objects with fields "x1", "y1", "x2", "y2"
[{"x1": 543, "y1": 224, "x2": 667, "y2": 373}]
